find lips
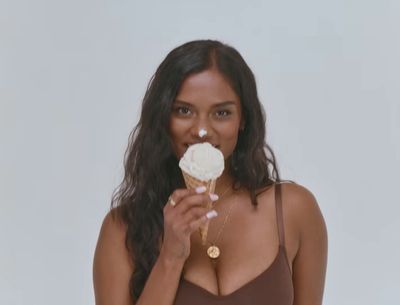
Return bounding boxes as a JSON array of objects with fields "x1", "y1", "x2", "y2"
[{"x1": 185, "y1": 143, "x2": 219, "y2": 149}]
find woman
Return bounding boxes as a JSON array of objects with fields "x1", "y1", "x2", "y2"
[{"x1": 93, "y1": 40, "x2": 328, "y2": 305}]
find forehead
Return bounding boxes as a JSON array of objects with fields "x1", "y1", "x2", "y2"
[{"x1": 175, "y1": 69, "x2": 240, "y2": 107}]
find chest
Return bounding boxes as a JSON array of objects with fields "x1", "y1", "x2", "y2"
[{"x1": 182, "y1": 199, "x2": 283, "y2": 296}]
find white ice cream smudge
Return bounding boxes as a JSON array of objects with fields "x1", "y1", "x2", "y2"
[{"x1": 198, "y1": 128, "x2": 207, "y2": 138}]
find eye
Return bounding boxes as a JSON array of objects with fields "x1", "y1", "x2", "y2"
[
  {"x1": 215, "y1": 109, "x2": 231, "y2": 117},
  {"x1": 174, "y1": 106, "x2": 192, "y2": 116}
]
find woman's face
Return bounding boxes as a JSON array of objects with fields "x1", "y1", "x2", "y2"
[{"x1": 169, "y1": 68, "x2": 244, "y2": 160}]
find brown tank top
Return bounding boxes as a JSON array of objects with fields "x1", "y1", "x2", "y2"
[{"x1": 173, "y1": 183, "x2": 294, "y2": 305}]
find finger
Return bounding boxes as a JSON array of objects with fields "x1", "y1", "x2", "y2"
[
  {"x1": 164, "y1": 188, "x2": 191, "y2": 212},
  {"x1": 167, "y1": 188, "x2": 195, "y2": 207},
  {"x1": 175, "y1": 192, "x2": 217, "y2": 215},
  {"x1": 174, "y1": 186, "x2": 209, "y2": 203},
  {"x1": 187, "y1": 210, "x2": 218, "y2": 233},
  {"x1": 164, "y1": 187, "x2": 209, "y2": 216},
  {"x1": 182, "y1": 206, "x2": 208, "y2": 224},
  {"x1": 169, "y1": 185, "x2": 210, "y2": 207}
]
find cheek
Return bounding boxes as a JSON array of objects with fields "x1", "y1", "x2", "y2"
[
  {"x1": 169, "y1": 118, "x2": 188, "y2": 139},
  {"x1": 219, "y1": 120, "x2": 240, "y2": 139},
  {"x1": 169, "y1": 121, "x2": 179, "y2": 140},
  {"x1": 218, "y1": 124, "x2": 241, "y2": 158},
  {"x1": 168, "y1": 119, "x2": 188, "y2": 157}
]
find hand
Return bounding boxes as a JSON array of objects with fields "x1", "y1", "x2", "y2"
[{"x1": 160, "y1": 186, "x2": 218, "y2": 263}]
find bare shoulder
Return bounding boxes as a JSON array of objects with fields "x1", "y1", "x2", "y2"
[
  {"x1": 93, "y1": 207, "x2": 134, "y2": 305},
  {"x1": 278, "y1": 182, "x2": 326, "y2": 234},
  {"x1": 278, "y1": 181, "x2": 317, "y2": 205},
  {"x1": 99, "y1": 207, "x2": 129, "y2": 243},
  {"x1": 278, "y1": 182, "x2": 328, "y2": 305},
  {"x1": 255, "y1": 181, "x2": 326, "y2": 241}
]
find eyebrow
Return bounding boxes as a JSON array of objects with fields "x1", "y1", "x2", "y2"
[{"x1": 174, "y1": 100, "x2": 237, "y2": 107}]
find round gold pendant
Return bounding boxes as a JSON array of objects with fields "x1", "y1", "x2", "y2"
[{"x1": 207, "y1": 245, "x2": 220, "y2": 259}]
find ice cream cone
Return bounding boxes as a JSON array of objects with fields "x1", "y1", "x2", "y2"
[
  {"x1": 182, "y1": 171, "x2": 216, "y2": 245},
  {"x1": 178, "y1": 142, "x2": 224, "y2": 245}
]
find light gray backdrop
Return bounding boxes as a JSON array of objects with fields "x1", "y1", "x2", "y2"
[{"x1": 1, "y1": 0, "x2": 399, "y2": 304}]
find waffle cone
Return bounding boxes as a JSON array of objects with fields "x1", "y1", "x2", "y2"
[{"x1": 182, "y1": 171, "x2": 216, "y2": 245}]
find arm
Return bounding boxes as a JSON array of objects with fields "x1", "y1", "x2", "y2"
[
  {"x1": 93, "y1": 209, "x2": 134, "y2": 305},
  {"x1": 289, "y1": 185, "x2": 328, "y2": 305},
  {"x1": 93, "y1": 209, "x2": 185, "y2": 305}
]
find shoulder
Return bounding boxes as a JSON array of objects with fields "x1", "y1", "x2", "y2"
[
  {"x1": 279, "y1": 183, "x2": 328, "y2": 303},
  {"x1": 95, "y1": 207, "x2": 130, "y2": 256},
  {"x1": 100, "y1": 207, "x2": 128, "y2": 240},
  {"x1": 94, "y1": 206, "x2": 132, "y2": 265},
  {"x1": 259, "y1": 180, "x2": 325, "y2": 221},
  {"x1": 277, "y1": 182, "x2": 327, "y2": 255},
  {"x1": 277, "y1": 182, "x2": 326, "y2": 232},
  {"x1": 278, "y1": 181, "x2": 318, "y2": 210},
  {"x1": 93, "y1": 207, "x2": 134, "y2": 305}
]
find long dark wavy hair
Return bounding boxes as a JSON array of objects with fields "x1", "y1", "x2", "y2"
[{"x1": 111, "y1": 39, "x2": 283, "y2": 301}]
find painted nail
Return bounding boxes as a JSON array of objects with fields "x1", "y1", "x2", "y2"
[
  {"x1": 209, "y1": 193, "x2": 219, "y2": 201},
  {"x1": 206, "y1": 210, "x2": 218, "y2": 219},
  {"x1": 195, "y1": 186, "x2": 207, "y2": 193}
]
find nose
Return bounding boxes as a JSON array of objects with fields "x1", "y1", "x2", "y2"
[
  {"x1": 198, "y1": 128, "x2": 207, "y2": 138},
  {"x1": 190, "y1": 117, "x2": 213, "y2": 142}
]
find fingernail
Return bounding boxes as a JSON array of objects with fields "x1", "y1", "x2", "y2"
[
  {"x1": 209, "y1": 193, "x2": 219, "y2": 201},
  {"x1": 195, "y1": 186, "x2": 207, "y2": 193},
  {"x1": 206, "y1": 210, "x2": 218, "y2": 219}
]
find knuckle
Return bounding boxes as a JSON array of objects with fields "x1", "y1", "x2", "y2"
[
  {"x1": 187, "y1": 222, "x2": 196, "y2": 233},
  {"x1": 195, "y1": 208, "x2": 205, "y2": 217},
  {"x1": 188, "y1": 222, "x2": 196, "y2": 232},
  {"x1": 191, "y1": 194, "x2": 203, "y2": 205},
  {"x1": 165, "y1": 212, "x2": 174, "y2": 222},
  {"x1": 171, "y1": 191, "x2": 180, "y2": 201},
  {"x1": 192, "y1": 207, "x2": 203, "y2": 218},
  {"x1": 171, "y1": 222, "x2": 180, "y2": 231},
  {"x1": 182, "y1": 223, "x2": 190, "y2": 234},
  {"x1": 172, "y1": 189, "x2": 180, "y2": 196},
  {"x1": 199, "y1": 207, "x2": 207, "y2": 214},
  {"x1": 175, "y1": 188, "x2": 189, "y2": 197},
  {"x1": 177, "y1": 197, "x2": 187, "y2": 206},
  {"x1": 189, "y1": 209, "x2": 197, "y2": 218}
]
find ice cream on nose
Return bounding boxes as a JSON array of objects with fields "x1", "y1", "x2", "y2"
[{"x1": 198, "y1": 128, "x2": 207, "y2": 138}]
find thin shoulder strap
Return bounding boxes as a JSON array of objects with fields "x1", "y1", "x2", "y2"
[{"x1": 275, "y1": 183, "x2": 286, "y2": 247}]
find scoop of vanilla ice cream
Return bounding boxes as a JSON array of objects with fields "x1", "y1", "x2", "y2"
[{"x1": 179, "y1": 142, "x2": 224, "y2": 181}]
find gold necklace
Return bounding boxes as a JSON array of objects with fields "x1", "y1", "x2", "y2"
[
  {"x1": 211, "y1": 183, "x2": 231, "y2": 207},
  {"x1": 206, "y1": 186, "x2": 237, "y2": 260}
]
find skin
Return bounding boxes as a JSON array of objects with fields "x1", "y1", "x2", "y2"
[
  {"x1": 93, "y1": 67, "x2": 328, "y2": 305},
  {"x1": 169, "y1": 67, "x2": 244, "y2": 164},
  {"x1": 169, "y1": 67, "x2": 245, "y2": 196}
]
